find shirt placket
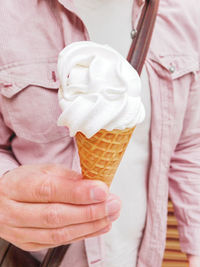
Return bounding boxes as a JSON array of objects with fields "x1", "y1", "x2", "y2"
[{"x1": 131, "y1": 0, "x2": 145, "y2": 30}]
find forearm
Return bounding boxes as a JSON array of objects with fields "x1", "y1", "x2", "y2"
[
  {"x1": 169, "y1": 126, "x2": 200, "y2": 255},
  {"x1": 169, "y1": 164, "x2": 200, "y2": 255},
  {"x1": 168, "y1": 71, "x2": 200, "y2": 256}
]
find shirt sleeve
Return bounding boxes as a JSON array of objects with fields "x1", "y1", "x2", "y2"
[
  {"x1": 0, "y1": 108, "x2": 19, "y2": 177},
  {"x1": 168, "y1": 71, "x2": 200, "y2": 255}
]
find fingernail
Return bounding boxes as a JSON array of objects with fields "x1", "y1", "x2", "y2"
[
  {"x1": 106, "y1": 199, "x2": 121, "y2": 216},
  {"x1": 108, "y1": 212, "x2": 120, "y2": 222},
  {"x1": 91, "y1": 187, "x2": 107, "y2": 202},
  {"x1": 99, "y1": 224, "x2": 112, "y2": 234}
]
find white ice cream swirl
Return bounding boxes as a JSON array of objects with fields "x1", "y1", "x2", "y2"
[{"x1": 57, "y1": 41, "x2": 145, "y2": 138}]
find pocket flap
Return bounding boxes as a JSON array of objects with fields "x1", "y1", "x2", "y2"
[
  {"x1": 0, "y1": 61, "x2": 60, "y2": 98},
  {"x1": 149, "y1": 52, "x2": 199, "y2": 79}
]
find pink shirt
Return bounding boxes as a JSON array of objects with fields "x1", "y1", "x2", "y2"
[{"x1": 0, "y1": 1, "x2": 200, "y2": 266}]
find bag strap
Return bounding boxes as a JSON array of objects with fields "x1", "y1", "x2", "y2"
[
  {"x1": 40, "y1": 245, "x2": 70, "y2": 267},
  {"x1": 127, "y1": 0, "x2": 160, "y2": 75},
  {"x1": 0, "y1": 239, "x2": 40, "y2": 267},
  {"x1": 41, "y1": 1, "x2": 160, "y2": 266}
]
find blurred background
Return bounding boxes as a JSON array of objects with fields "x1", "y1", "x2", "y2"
[{"x1": 162, "y1": 199, "x2": 189, "y2": 267}]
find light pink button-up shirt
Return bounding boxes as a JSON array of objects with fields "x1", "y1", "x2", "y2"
[{"x1": 0, "y1": 1, "x2": 200, "y2": 266}]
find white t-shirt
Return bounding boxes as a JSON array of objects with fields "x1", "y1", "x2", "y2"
[{"x1": 73, "y1": 1, "x2": 151, "y2": 266}]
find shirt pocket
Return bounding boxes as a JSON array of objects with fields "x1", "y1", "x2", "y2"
[
  {"x1": 0, "y1": 61, "x2": 69, "y2": 143},
  {"x1": 148, "y1": 53, "x2": 199, "y2": 79}
]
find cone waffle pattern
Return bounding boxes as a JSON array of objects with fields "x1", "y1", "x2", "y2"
[{"x1": 75, "y1": 127, "x2": 135, "y2": 187}]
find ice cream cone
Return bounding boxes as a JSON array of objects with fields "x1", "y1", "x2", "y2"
[
  {"x1": 75, "y1": 127, "x2": 135, "y2": 187},
  {"x1": 58, "y1": 42, "x2": 144, "y2": 187}
]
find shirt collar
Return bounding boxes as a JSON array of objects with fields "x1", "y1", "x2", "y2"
[
  {"x1": 57, "y1": 0, "x2": 76, "y2": 13},
  {"x1": 132, "y1": 0, "x2": 145, "y2": 29},
  {"x1": 58, "y1": 0, "x2": 145, "y2": 36}
]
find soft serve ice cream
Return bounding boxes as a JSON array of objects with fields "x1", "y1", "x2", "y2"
[{"x1": 57, "y1": 41, "x2": 145, "y2": 138}]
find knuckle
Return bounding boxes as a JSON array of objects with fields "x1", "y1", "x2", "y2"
[
  {"x1": 85, "y1": 205, "x2": 96, "y2": 221},
  {"x1": 41, "y1": 164, "x2": 56, "y2": 174},
  {"x1": 51, "y1": 228, "x2": 69, "y2": 244},
  {"x1": 44, "y1": 206, "x2": 62, "y2": 227},
  {"x1": 72, "y1": 184, "x2": 83, "y2": 203},
  {"x1": 92, "y1": 219, "x2": 106, "y2": 233},
  {"x1": 35, "y1": 179, "x2": 54, "y2": 201}
]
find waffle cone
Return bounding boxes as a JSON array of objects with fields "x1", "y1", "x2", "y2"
[{"x1": 75, "y1": 127, "x2": 135, "y2": 187}]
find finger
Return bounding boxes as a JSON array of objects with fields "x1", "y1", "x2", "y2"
[
  {"x1": 4, "y1": 213, "x2": 120, "y2": 245},
  {"x1": 4, "y1": 164, "x2": 109, "y2": 204},
  {"x1": 7, "y1": 195, "x2": 121, "y2": 228},
  {"x1": 15, "y1": 224, "x2": 112, "y2": 252}
]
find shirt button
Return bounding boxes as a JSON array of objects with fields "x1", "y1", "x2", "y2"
[
  {"x1": 130, "y1": 29, "x2": 137, "y2": 39},
  {"x1": 169, "y1": 65, "x2": 175, "y2": 73}
]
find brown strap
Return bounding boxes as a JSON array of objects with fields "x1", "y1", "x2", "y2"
[
  {"x1": 127, "y1": 0, "x2": 160, "y2": 75},
  {"x1": 0, "y1": 239, "x2": 40, "y2": 267},
  {"x1": 0, "y1": 239, "x2": 10, "y2": 265},
  {"x1": 40, "y1": 245, "x2": 70, "y2": 267}
]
